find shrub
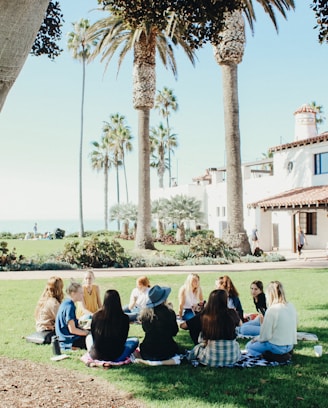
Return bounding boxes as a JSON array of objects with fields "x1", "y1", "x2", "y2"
[
  {"x1": 189, "y1": 233, "x2": 240, "y2": 261},
  {"x1": 59, "y1": 236, "x2": 130, "y2": 268},
  {"x1": 0, "y1": 241, "x2": 25, "y2": 270}
]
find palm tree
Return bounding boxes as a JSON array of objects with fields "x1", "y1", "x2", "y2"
[
  {"x1": 166, "y1": 195, "x2": 203, "y2": 242},
  {"x1": 312, "y1": 0, "x2": 328, "y2": 43},
  {"x1": 152, "y1": 198, "x2": 170, "y2": 240},
  {"x1": 108, "y1": 113, "x2": 133, "y2": 203},
  {"x1": 213, "y1": 2, "x2": 295, "y2": 255},
  {"x1": 90, "y1": 135, "x2": 112, "y2": 231},
  {"x1": 310, "y1": 101, "x2": 326, "y2": 132},
  {"x1": 0, "y1": 0, "x2": 50, "y2": 111},
  {"x1": 110, "y1": 202, "x2": 138, "y2": 236},
  {"x1": 154, "y1": 87, "x2": 178, "y2": 187},
  {"x1": 87, "y1": 7, "x2": 196, "y2": 250},
  {"x1": 67, "y1": 18, "x2": 95, "y2": 237}
]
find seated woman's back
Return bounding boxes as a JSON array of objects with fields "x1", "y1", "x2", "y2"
[
  {"x1": 188, "y1": 289, "x2": 241, "y2": 367},
  {"x1": 89, "y1": 290, "x2": 129, "y2": 361},
  {"x1": 35, "y1": 276, "x2": 64, "y2": 332}
]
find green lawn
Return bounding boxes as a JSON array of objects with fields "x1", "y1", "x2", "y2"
[
  {"x1": 4, "y1": 237, "x2": 187, "y2": 258},
  {"x1": 1, "y1": 268, "x2": 327, "y2": 407}
]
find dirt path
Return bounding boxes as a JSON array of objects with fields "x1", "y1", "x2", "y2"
[{"x1": 0, "y1": 356, "x2": 146, "y2": 408}]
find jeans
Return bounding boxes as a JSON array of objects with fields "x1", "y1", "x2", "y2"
[
  {"x1": 182, "y1": 308, "x2": 195, "y2": 321},
  {"x1": 115, "y1": 337, "x2": 139, "y2": 362},
  {"x1": 238, "y1": 316, "x2": 261, "y2": 337},
  {"x1": 246, "y1": 340, "x2": 293, "y2": 357},
  {"x1": 123, "y1": 306, "x2": 140, "y2": 322}
]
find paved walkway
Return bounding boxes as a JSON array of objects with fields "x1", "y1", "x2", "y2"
[{"x1": 0, "y1": 249, "x2": 327, "y2": 280}]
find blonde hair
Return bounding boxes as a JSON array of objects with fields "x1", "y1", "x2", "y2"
[
  {"x1": 66, "y1": 280, "x2": 82, "y2": 295},
  {"x1": 266, "y1": 281, "x2": 287, "y2": 306},
  {"x1": 182, "y1": 273, "x2": 201, "y2": 298},
  {"x1": 83, "y1": 270, "x2": 95, "y2": 284},
  {"x1": 137, "y1": 276, "x2": 150, "y2": 288},
  {"x1": 35, "y1": 276, "x2": 64, "y2": 318}
]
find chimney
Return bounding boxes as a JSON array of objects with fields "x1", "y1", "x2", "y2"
[{"x1": 293, "y1": 104, "x2": 317, "y2": 141}]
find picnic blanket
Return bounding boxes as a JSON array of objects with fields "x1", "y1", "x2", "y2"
[
  {"x1": 81, "y1": 352, "x2": 132, "y2": 368},
  {"x1": 230, "y1": 353, "x2": 292, "y2": 368},
  {"x1": 131, "y1": 354, "x2": 181, "y2": 366},
  {"x1": 238, "y1": 332, "x2": 318, "y2": 341}
]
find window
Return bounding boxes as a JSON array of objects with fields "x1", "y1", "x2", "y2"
[
  {"x1": 314, "y1": 152, "x2": 328, "y2": 175},
  {"x1": 216, "y1": 207, "x2": 220, "y2": 217},
  {"x1": 222, "y1": 207, "x2": 226, "y2": 217},
  {"x1": 299, "y1": 212, "x2": 317, "y2": 235}
]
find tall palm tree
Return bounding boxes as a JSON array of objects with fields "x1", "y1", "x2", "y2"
[
  {"x1": 154, "y1": 87, "x2": 178, "y2": 187},
  {"x1": 0, "y1": 0, "x2": 50, "y2": 111},
  {"x1": 90, "y1": 135, "x2": 112, "y2": 231},
  {"x1": 108, "y1": 113, "x2": 133, "y2": 203},
  {"x1": 213, "y1": 2, "x2": 295, "y2": 255},
  {"x1": 67, "y1": 18, "x2": 95, "y2": 238},
  {"x1": 150, "y1": 123, "x2": 178, "y2": 188},
  {"x1": 87, "y1": 8, "x2": 196, "y2": 249}
]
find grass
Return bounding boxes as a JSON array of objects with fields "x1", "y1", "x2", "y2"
[
  {"x1": 3, "y1": 237, "x2": 187, "y2": 258},
  {"x1": 1, "y1": 268, "x2": 327, "y2": 407}
]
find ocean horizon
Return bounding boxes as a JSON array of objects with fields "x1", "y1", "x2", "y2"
[{"x1": 0, "y1": 219, "x2": 118, "y2": 235}]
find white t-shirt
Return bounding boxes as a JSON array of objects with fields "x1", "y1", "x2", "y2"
[{"x1": 129, "y1": 287, "x2": 150, "y2": 309}]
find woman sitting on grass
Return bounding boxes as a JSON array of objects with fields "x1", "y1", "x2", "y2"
[
  {"x1": 178, "y1": 273, "x2": 204, "y2": 321},
  {"x1": 139, "y1": 285, "x2": 181, "y2": 361},
  {"x1": 86, "y1": 289, "x2": 139, "y2": 362},
  {"x1": 75, "y1": 270, "x2": 102, "y2": 320},
  {"x1": 55, "y1": 281, "x2": 89, "y2": 350},
  {"x1": 246, "y1": 281, "x2": 297, "y2": 357},
  {"x1": 238, "y1": 280, "x2": 267, "y2": 337},
  {"x1": 216, "y1": 275, "x2": 244, "y2": 321},
  {"x1": 123, "y1": 276, "x2": 151, "y2": 322},
  {"x1": 187, "y1": 289, "x2": 241, "y2": 367},
  {"x1": 35, "y1": 276, "x2": 64, "y2": 334}
]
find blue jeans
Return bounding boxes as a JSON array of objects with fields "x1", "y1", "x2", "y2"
[
  {"x1": 246, "y1": 340, "x2": 293, "y2": 357},
  {"x1": 115, "y1": 337, "x2": 139, "y2": 362},
  {"x1": 123, "y1": 306, "x2": 140, "y2": 322},
  {"x1": 239, "y1": 316, "x2": 261, "y2": 337},
  {"x1": 182, "y1": 308, "x2": 195, "y2": 321}
]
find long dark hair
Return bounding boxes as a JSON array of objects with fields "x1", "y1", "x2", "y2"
[
  {"x1": 93, "y1": 289, "x2": 125, "y2": 337},
  {"x1": 201, "y1": 289, "x2": 232, "y2": 340},
  {"x1": 219, "y1": 275, "x2": 239, "y2": 297}
]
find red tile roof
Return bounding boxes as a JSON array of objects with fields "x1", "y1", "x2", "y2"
[
  {"x1": 248, "y1": 185, "x2": 328, "y2": 209},
  {"x1": 269, "y1": 132, "x2": 328, "y2": 153}
]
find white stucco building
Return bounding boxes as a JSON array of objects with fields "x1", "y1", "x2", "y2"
[{"x1": 151, "y1": 104, "x2": 328, "y2": 252}]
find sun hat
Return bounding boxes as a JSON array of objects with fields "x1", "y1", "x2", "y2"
[{"x1": 146, "y1": 285, "x2": 171, "y2": 308}]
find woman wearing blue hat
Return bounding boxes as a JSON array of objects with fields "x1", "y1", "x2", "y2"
[{"x1": 139, "y1": 285, "x2": 180, "y2": 361}]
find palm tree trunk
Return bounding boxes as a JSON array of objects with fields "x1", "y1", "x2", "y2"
[
  {"x1": 213, "y1": 10, "x2": 250, "y2": 255},
  {"x1": 135, "y1": 108, "x2": 155, "y2": 249},
  {"x1": 116, "y1": 164, "x2": 120, "y2": 231},
  {"x1": 78, "y1": 54, "x2": 86, "y2": 237},
  {"x1": 133, "y1": 31, "x2": 156, "y2": 250},
  {"x1": 104, "y1": 158, "x2": 109, "y2": 231},
  {"x1": 0, "y1": 0, "x2": 49, "y2": 111},
  {"x1": 122, "y1": 154, "x2": 129, "y2": 202},
  {"x1": 221, "y1": 63, "x2": 250, "y2": 255}
]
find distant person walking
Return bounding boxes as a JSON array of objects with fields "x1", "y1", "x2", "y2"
[
  {"x1": 297, "y1": 226, "x2": 307, "y2": 259},
  {"x1": 251, "y1": 226, "x2": 259, "y2": 255},
  {"x1": 33, "y1": 222, "x2": 38, "y2": 238}
]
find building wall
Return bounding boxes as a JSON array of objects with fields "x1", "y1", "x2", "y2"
[{"x1": 151, "y1": 138, "x2": 328, "y2": 251}]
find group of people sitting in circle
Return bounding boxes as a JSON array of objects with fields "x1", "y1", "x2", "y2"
[{"x1": 34, "y1": 271, "x2": 298, "y2": 367}]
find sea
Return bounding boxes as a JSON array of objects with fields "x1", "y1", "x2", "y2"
[{"x1": 0, "y1": 219, "x2": 118, "y2": 235}]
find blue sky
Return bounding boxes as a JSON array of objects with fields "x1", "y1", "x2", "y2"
[{"x1": 0, "y1": 1, "x2": 327, "y2": 223}]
